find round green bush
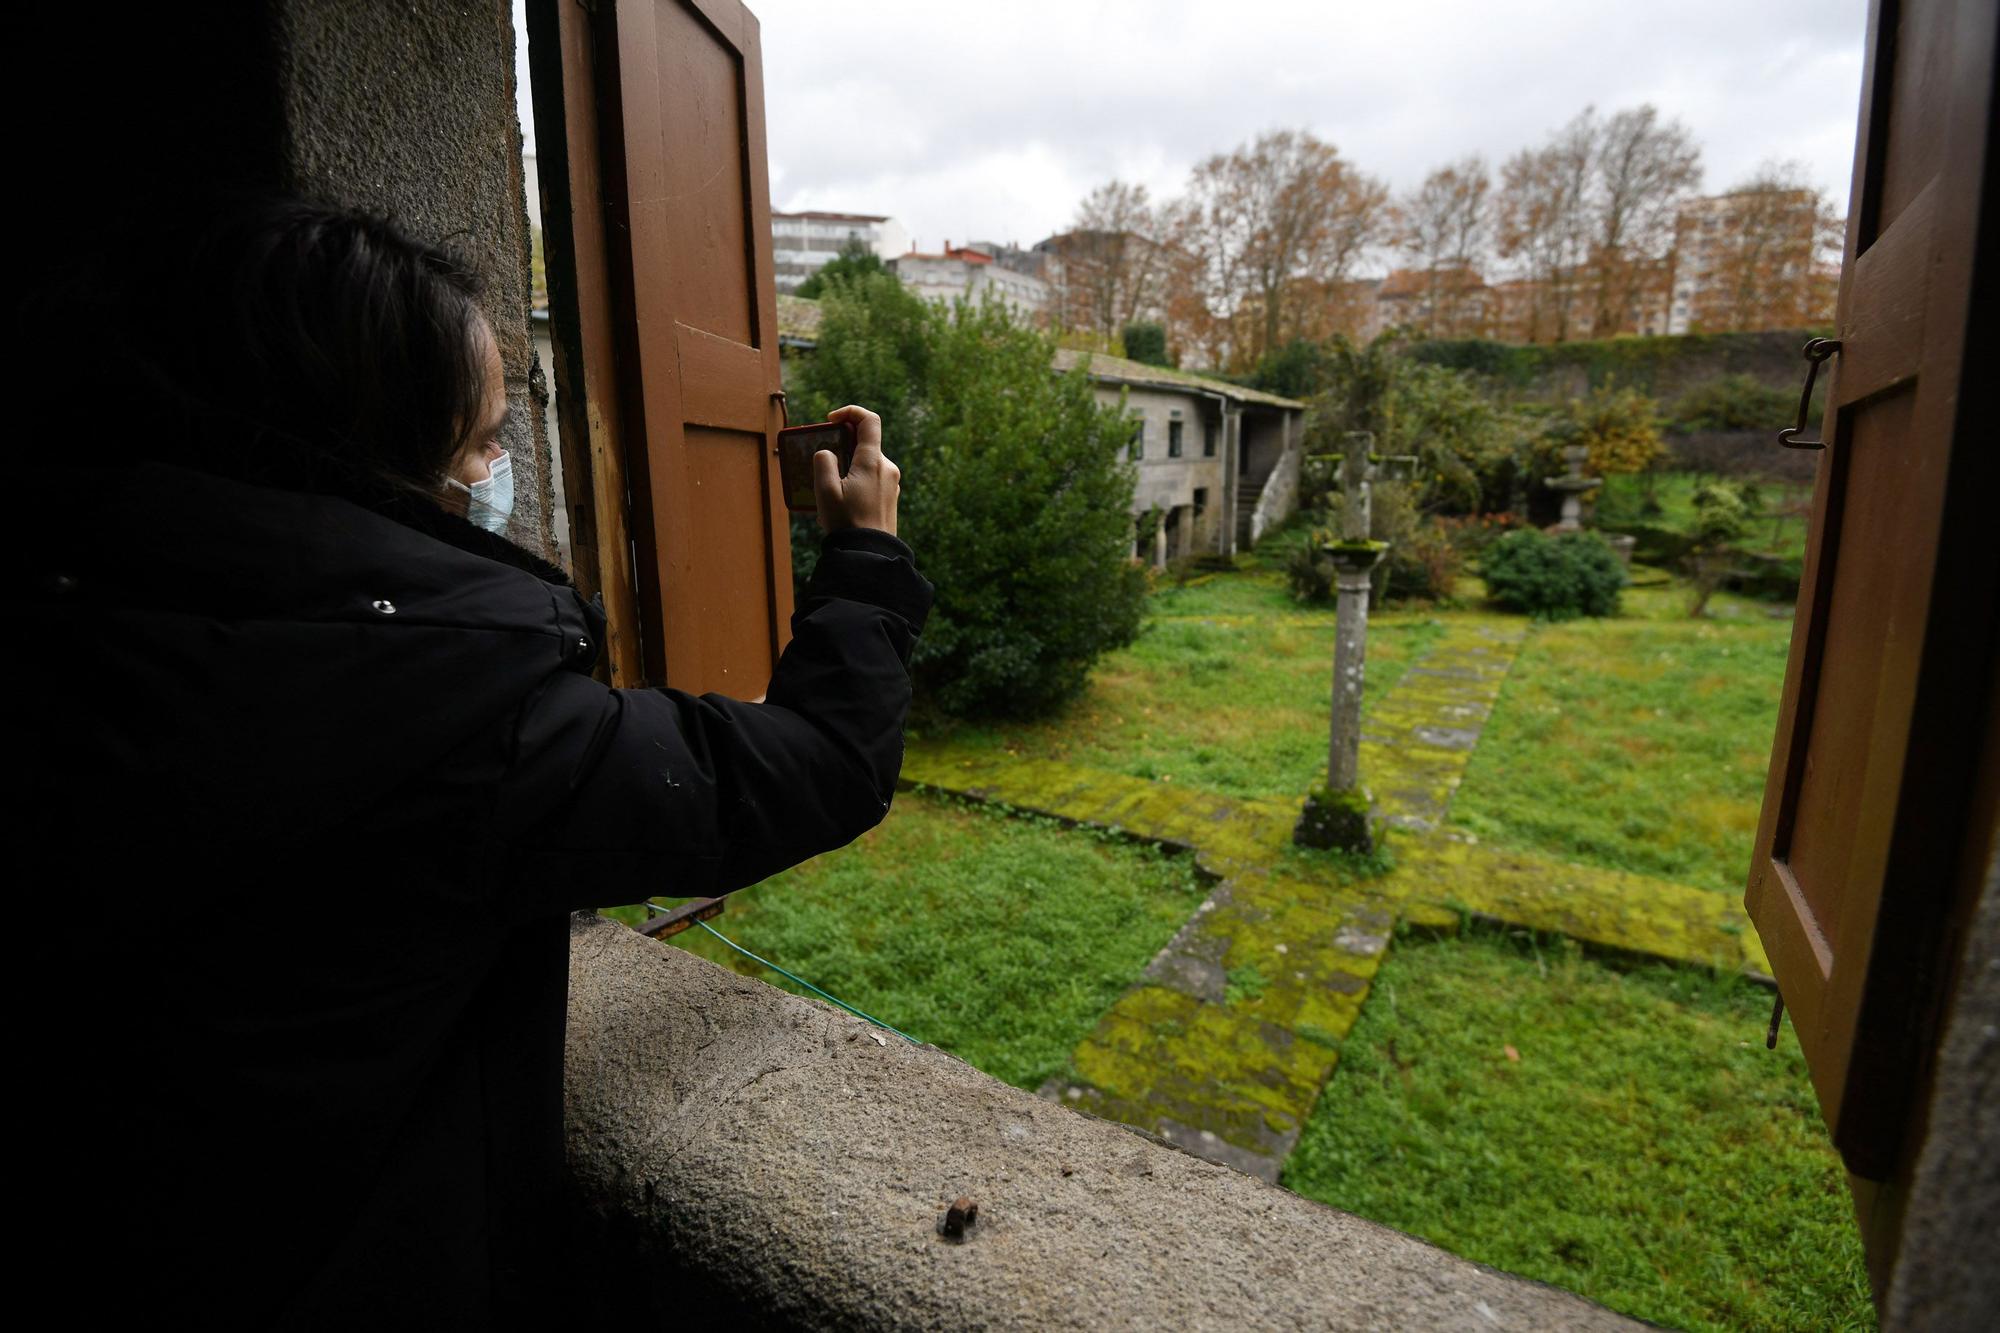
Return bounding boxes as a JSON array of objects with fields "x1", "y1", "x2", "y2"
[{"x1": 1479, "y1": 529, "x2": 1624, "y2": 620}]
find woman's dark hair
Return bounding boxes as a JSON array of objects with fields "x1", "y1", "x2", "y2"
[{"x1": 36, "y1": 195, "x2": 492, "y2": 500}]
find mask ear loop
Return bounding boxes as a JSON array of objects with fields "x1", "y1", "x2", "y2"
[{"x1": 439, "y1": 475, "x2": 474, "y2": 518}]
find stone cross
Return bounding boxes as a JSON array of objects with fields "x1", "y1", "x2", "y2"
[{"x1": 1298, "y1": 433, "x2": 1418, "y2": 850}]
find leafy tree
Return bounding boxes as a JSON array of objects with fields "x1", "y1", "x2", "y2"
[
  {"x1": 1120, "y1": 320, "x2": 1171, "y2": 368},
  {"x1": 1296, "y1": 335, "x2": 1529, "y2": 518},
  {"x1": 1539, "y1": 380, "x2": 1664, "y2": 478},
  {"x1": 1385, "y1": 362, "x2": 1527, "y2": 514},
  {"x1": 1686, "y1": 478, "x2": 1752, "y2": 617},
  {"x1": 792, "y1": 278, "x2": 1145, "y2": 718},
  {"x1": 1313, "y1": 333, "x2": 1403, "y2": 438},
  {"x1": 1249, "y1": 337, "x2": 1334, "y2": 399},
  {"x1": 793, "y1": 237, "x2": 889, "y2": 299}
]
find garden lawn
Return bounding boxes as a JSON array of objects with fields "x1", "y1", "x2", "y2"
[
  {"x1": 1283, "y1": 926, "x2": 1872, "y2": 1333},
  {"x1": 617, "y1": 790, "x2": 1207, "y2": 1091},
  {"x1": 920, "y1": 569, "x2": 1446, "y2": 804},
  {"x1": 1449, "y1": 589, "x2": 1792, "y2": 892}
]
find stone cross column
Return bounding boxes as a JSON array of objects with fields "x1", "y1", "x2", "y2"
[
  {"x1": 1297, "y1": 431, "x2": 1416, "y2": 851},
  {"x1": 1326, "y1": 431, "x2": 1387, "y2": 792}
]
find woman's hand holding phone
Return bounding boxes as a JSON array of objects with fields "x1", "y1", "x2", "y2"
[{"x1": 814, "y1": 404, "x2": 900, "y2": 538}]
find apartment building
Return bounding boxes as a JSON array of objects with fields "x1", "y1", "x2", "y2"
[
  {"x1": 891, "y1": 242, "x2": 1050, "y2": 316},
  {"x1": 770, "y1": 210, "x2": 911, "y2": 294}
]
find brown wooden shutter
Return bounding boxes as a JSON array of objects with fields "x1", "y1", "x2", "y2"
[
  {"x1": 1746, "y1": 0, "x2": 1998, "y2": 1211},
  {"x1": 530, "y1": 0, "x2": 792, "y2": 696}
]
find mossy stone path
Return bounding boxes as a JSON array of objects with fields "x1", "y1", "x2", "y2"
[{"x1": 900, "y1": 618, "x2": 1771, "y2": 1181}]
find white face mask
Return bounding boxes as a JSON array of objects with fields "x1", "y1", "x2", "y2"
[{"x1": 450, "y1": 452, "x2": 514, "y2": 534}]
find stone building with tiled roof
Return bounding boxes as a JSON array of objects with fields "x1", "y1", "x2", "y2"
[{"x1": 1052, "y1": 350, "x2": 1307, "y2": 564}]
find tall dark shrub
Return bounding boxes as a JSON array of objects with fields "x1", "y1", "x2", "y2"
[
  {"x1": 795, "y1": 278, "x2": 1145, "y2": 718},
  {"x1": 1121, "y1": 321, "x2": 1171, "y2": 367}
]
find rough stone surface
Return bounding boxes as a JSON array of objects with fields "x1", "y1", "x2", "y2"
[
  {"x1": 274, "y1": 0, "x2": 557, "y2": 561},
  {"x1": 1884, "y1": 843, "x2": 1998, "y2": 1330},
  {"x1": 566, "y1": 914, "x2": 1636, "y2": 1330}
]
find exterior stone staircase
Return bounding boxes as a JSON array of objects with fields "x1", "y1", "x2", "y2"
[{"x1": 1235, "y1": 461, "x2": 1275, "y2": 548}]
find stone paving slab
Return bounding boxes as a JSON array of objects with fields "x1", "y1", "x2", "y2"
[{"x1": 1391, "y1": 836, "x2": 1773, "y2": 979}]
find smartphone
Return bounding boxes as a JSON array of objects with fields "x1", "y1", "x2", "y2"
[{"x1": 777, "y1": 420, "x2": 859, "y2": 514}]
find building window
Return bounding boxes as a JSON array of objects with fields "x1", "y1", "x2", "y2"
[
  {"x1": 1131, "y1": 419, "x2": 1145, "y2": 460},
  {"x1": 1168, "y1": 419, "x2": 1183, "y2": 458},
  {"x1": 1193, "y1": 487, "x2": 1208, "y2": 516},
  {"x1": 1203, "y1": 420, "x2": 1218, "y2": 457}
]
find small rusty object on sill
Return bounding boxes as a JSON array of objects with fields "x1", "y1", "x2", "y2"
[
  {"x1": 637, "y1": 897, "x2": 724, "y2": 940},
  {"x1": 939, "y1": 1196, "x2": 979, "y2": 1241},
  {"x1": 1776, "y1": 337, "x2": 1841, "y2": 450}
]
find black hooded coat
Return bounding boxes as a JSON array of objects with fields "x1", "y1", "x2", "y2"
[{"x1": 31, "y1": 460, "x2": 931, "y2": 1326}]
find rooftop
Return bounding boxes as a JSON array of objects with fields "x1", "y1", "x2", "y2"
[
  {"x1": 774, "y1": 209, "x2": 891, "y2": 223},
  {"x1": 1053, "y1": 348, "x2": 1306, "y2": 411},
  {"x1": 776, "y1": 293, "x2": 823, "y2": 345},
  {"x1": 898, "y1": 246, "x2": 993, "y2": 265}
]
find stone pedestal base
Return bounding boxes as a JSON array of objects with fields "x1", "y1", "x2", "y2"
[{"x1": 1294, "y1": 784, "x2": 1375, "y2": 853}]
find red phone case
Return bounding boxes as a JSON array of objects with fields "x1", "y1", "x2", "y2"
[{"x1": 777, "y1": 420, "x2": 859, "y2": 514}]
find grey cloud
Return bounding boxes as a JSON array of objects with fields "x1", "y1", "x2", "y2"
[{"x1": 519, "y1": 0, "x2": 1865, "y2": 259}]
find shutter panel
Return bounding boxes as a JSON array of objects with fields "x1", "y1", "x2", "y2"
[
  {"x1": 535, "y1": 0, "x2": 791, "y2": 696},
  {"x1": 1747, "y1": 0, "x2": 1997, "y2": 1199}
]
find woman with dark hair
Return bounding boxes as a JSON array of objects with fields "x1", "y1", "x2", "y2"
[{"x1": 29, "y1": 198, "x2": 929, "y2": 1324}]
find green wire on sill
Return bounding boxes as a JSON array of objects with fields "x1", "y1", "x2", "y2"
[{"x1": 642, "y1": 901, "x2": 920, "y2": 1045}]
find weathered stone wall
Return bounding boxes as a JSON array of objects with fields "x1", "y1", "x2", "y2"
[
  {"x1": 272, "y1": 0, "x2": 557, "y2": 561},
  {"x1": 564, "y1": 913, "x2": 1636, "y2": 1330},
  {"x1": 1109, "y1": 385, "x2": 1228, "y2": 555}
]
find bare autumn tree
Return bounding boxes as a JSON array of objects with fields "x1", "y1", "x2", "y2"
[
  {"x1": 1588, "y1": 105, "x2": 1702, "y2": 333},
  {"x1": 1495, "y1": 110, "x2": 1597, "y2": 342},
  {"x1": 1175, "y1": 129, "x2": 1390, "y2": 369},
  {"x1": 1684, "y1": 161, "x2": 1843, "y2": 332},
  {"x1": 1397, "y1": 156, "x2": 1492, "y2": 336},
  {"x1": 1049, "y1": 180, "x2": 1172, "y2": 342},
  {"x1": 1494, "y1": 104, "x2": 1704, "y2": 342}
]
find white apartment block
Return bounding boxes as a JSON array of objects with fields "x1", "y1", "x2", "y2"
[
  {"x1": 771, "y1": 211, "x2": 911, "y2": 294},
  {"x1": 891, "y1": 243, "x2": 1050, "y2": 317}
]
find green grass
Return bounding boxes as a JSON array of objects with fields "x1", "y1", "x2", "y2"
[
  {"x1": 920, "y1": 571, "x2": 1447, "y2": 804},
  {"x1": 1449, "y1": 603, "x2": 1793, "y2": 892},
  {"x1": 611, "y1": 790, "x2": 1207, "y2": 1091},
  {"x1": 1283, "y1": 926, "x2": 1872, "y2": 1332}
]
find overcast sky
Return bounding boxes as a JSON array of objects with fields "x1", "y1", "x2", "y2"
[{"x1": 514, "y1": 0, "x2": 1866, "y2": 264}]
